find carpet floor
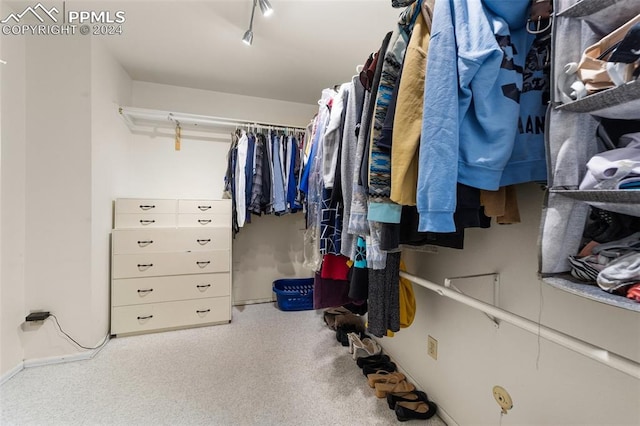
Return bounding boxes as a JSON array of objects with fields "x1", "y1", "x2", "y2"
[{"x1": 0, "y1": 303, "x2": 445, "y2": 425}]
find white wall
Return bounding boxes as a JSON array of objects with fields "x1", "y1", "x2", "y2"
[
  {"x1": 124, "y1": 81, "x2": 318, "y2": 304},
  {"x1": 90, "y1": 39, "x2": 132, "y2": 341},
  {"x1": 0, "y1": 33, "x2": 133, "y2": 376},
  {"x1": 381, "y1": 183, "x2": 640, "y2": 425},
  {"x1": 0, "y1": 43, "x2": 317, "y2": 377},
  {"x1": 0, "y1": 2, "x2": 27, "y2": 379},
  {"x1": 22, "y1": 34, "x2": 94, "y2": 360}
]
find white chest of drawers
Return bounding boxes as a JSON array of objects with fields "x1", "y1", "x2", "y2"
[{"x1": 111, "y1": 198, "x2": 232, "y2": 336}]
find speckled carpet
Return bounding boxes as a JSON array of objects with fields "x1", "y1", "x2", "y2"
[{"x1": 0, "y1": 303, "x2": 446, "y2": 425}]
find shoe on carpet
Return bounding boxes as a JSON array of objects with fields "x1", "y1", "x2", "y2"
[
  {"x1": 356, "y1": 354, "x2": 390, "y2": 368},
  {"x1": 367, "y1": 371, "x2": 405, "y2": 388},
  {"x1": 334, "y1": 313, "x2": 364, "y2": 332},
  {"x1": 386, "y1": 390, "x2": 429, "y2": 410},
  {"x1": 362, "y1": 362, "x2": 397, "y2": 376},
  {"x1": 347, "y1": 332, "x2": 369, "y2": 354},
  {"x1": 374, "y1": 377, "x2": 415, "y2": 398},
  {"x1": 353, "y1": 338, "x2": 382, "y2": 360},
  {"x1": 395, "y1": 400, "x2": 438, "y2": 421},
  {"x1": 342, "y1": 300, "x2": 368, "y2": 315},
  {"x1": 323, "y1": 307, "x2": 352, "y2": 330},
  {"x1": 336, "y1": 327, "x2": 365, "y2": 347}
]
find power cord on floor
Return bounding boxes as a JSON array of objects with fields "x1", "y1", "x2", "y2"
[{"x1": 49, "y1": 314, "x2": 109, "y2": 351}]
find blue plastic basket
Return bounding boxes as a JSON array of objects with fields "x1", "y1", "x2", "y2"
[{"x1": 272, "y1": 278, "x2": 314, "y2": 311}]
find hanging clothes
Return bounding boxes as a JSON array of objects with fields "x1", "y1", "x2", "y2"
[
  {"x1": 367, "y1": 251, "x2": 401, "y2": 337},
  {"x1": 234, "y1": 130, "x2": 248, "y2": 228},
  {"x1": 322, "y1": 84, "x2": 349, "y2": 189},
  {"x1": 271, "y1": 133, "x2": 287, "y2": 214},
  {"x1": 249, "y1": 133, "x2": 265, "y2": 215},
  {"x1": 261, "y1": 133, "x2": 274, "y2": 214},
  {"x1": 349, "y1": 236, "x2": 369, "y2": 301},
  {"x1": 417, "y1": 0, "x2": 546, "y2": 233},
  {"x1": 224, "y1": 132, "x2": 240, "y2": 236},
  {"x1": 244, "y1": 133, "x2": 255, "y2": 224},
  {"x1": 367, "y1": 2, "x2": 422, "y2": 224},
  {"x1": 340, "y1": 76, "x2": 366, "y2": 260},
  {"x1": 347, "y1": 32, "x2": 392, "y2": 240},
  {"x1": 286, "y1": 136, "x2": 302, "y2": 212},
  {"x1": 302, "y1": 90, "x2": 334, "y2": 271},
  {"x1": 390, "y1": 1, "x2": 433, "y2": 206}
]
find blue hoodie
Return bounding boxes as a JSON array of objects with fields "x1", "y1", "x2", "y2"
[{"x1": 417, "y1": 0, "x2": 547, "y2": 233}]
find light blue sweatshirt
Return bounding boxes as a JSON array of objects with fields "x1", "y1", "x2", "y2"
[{"x1": 417, "y1": 0, "x2": 546, "y2": 233}]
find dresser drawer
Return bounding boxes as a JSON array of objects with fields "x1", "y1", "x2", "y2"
[
  {"x1": 112, "y1": 273, "x2": 231, "y2": 306},
  {"x1": 112, "y1": 229, "x2": 178, "y2": 254},
  {"x1": 111, "y1": 296, "x2": 231, "y2": 335},
  {"x1": 112, "y1": 250, "x2": 230, "y2": 279},
  {"x1": 174, "y1": 228, "x2": 230, "y2": 251},
  {"x1": 178, "y1": 199, "x2": 230, "y2": 215},
  {"x1": 178, "y1": 214, "x2": 231, "y2": 228},
  {"x1": 112, "y1": 228, "x2": 230, "y2": 254},
  {"x1": 115, "y1": 199, "x2": 177, "y2": 214},
  {"x1": 115, "y1": 213, "x2": 177, "y2": 229}
]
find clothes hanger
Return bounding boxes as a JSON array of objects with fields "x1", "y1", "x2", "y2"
[{"x1": 174, "y1": 121, "x2": 181, "y2": 151}]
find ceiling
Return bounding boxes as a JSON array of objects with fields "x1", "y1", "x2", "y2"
[{"x1": 89, "y1": 0, "x2": 401, "y2": 105}]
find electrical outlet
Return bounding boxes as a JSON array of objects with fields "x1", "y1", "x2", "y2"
[
  {"x1": 427, "y1": 335, "x2": 438, "y2": 360},
  {"x1": 493, "y1": 386, "x2": 513, "y2": 414}
]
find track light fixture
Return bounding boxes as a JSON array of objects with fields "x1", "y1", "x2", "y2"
[
  {"x1": 258, "y1": 0, "x2": 273, "y2": 17},
  {"x1": 241, "y1": 0, "x2": 273, "y2": 46},
  {"x1": 242, "y1": 29, "x2": 253, "y2": 46}
]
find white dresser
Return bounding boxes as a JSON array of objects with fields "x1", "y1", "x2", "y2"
[{"x1": 111, "y1": 198, "x2": 232, "y2": 336}]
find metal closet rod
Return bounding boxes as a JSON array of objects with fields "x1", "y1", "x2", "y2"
[
  {"x1": 118, "y1": 106, "x2": 307, "y2": 132},
  {"x1": 399, "y1": 271, "x2": 640, "y2": 380}
]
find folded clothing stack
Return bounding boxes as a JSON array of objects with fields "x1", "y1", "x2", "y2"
[
  {"x1": 569, "y1": 231, "x2": 640, "y2": 300},
  {"x1": 580, "y1": 139, "x2": 640, "y2": 190}
]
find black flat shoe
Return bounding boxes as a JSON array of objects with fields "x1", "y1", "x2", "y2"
[
  {"x1": 356, "y1": 354, "x2": 390, "y2": 368},
  {"x1": 362, "y1": 362, "x2": 397, "y2": 376},
  {"x1": 386, "y1": 390, "x2": 429, "y2": 410},
  {"x1": 395, "y1": 400, "x2": 438, "y2": 421},
  {"x1": 342, "y1": 300, "x2": 368, "y2": 315}
]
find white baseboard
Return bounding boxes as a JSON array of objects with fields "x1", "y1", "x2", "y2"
[
  {"x1": 432, "y1": 405, "x2": 458, "y2": 426},
  {"x1": 23, "y1": 336, "x2": 110, "y2": 369},
  {"x1": 233, "y1": 297, "x2": 274, "y2": 306},
  {"x1": 0, "y1": 362, "x2": 25, "y2": 386}
]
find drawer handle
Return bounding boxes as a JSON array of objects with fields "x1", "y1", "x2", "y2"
[
  {"x1": 196, "y1": 309, "x2": 211, "y2": 314},
  {"x1": 196, "y1": 239, "x2": 211, "y2": 245},
  {"x1": 196, "y1": 284, "x2": 211, "y2": 290},
  {"x1": 137, "y1": 263, "x2": 154, "y2": 271},
  {"x1": 196, "y1": 261, "x2": 211, "y2": 268},
  {"x1": 137, "y1": 288, "x2": 154, "y2": 294},
  {"x1": 198, "y1": 219, "x2": 212, "y2": 225},
  {"x1": 140, "y1": 220, "x2": 156, "y2": 225},
  {"x1": 137, "y1": 315, "x2": 153, "y2": 320},
  {"x1": 139, "y1": 205, "x2": 156, "y2": 211},
  {"x1": 137, "y1": 240, "x2": 154, "y2": 247},
  {"x1": 198, "y1": 205, "x2": 212, "y2": 211}
]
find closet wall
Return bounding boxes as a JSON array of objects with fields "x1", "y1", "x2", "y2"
[
  {"x1": 382, "y1": 183, "x2": 640, "y2": 424},
  {"x1": 0, "y1": 34, "x2": 132, "y2": 373},
  {"x1": 0, "y1": 35, "x2": 317, "y2": 378},
  {"x1": 125, "y1": 81, "x2": 317, "y2": 304},
  {"x1": 0, "y1": 3, "x2": 27, "y2": 379}
]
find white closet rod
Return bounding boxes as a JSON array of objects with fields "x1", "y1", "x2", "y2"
[
  {"x1": 119, "y1": 106, "x2": 306, "y2": 132},
  {"x1": 399, "y1": 271, "x2": 640, "y2": 379}
]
